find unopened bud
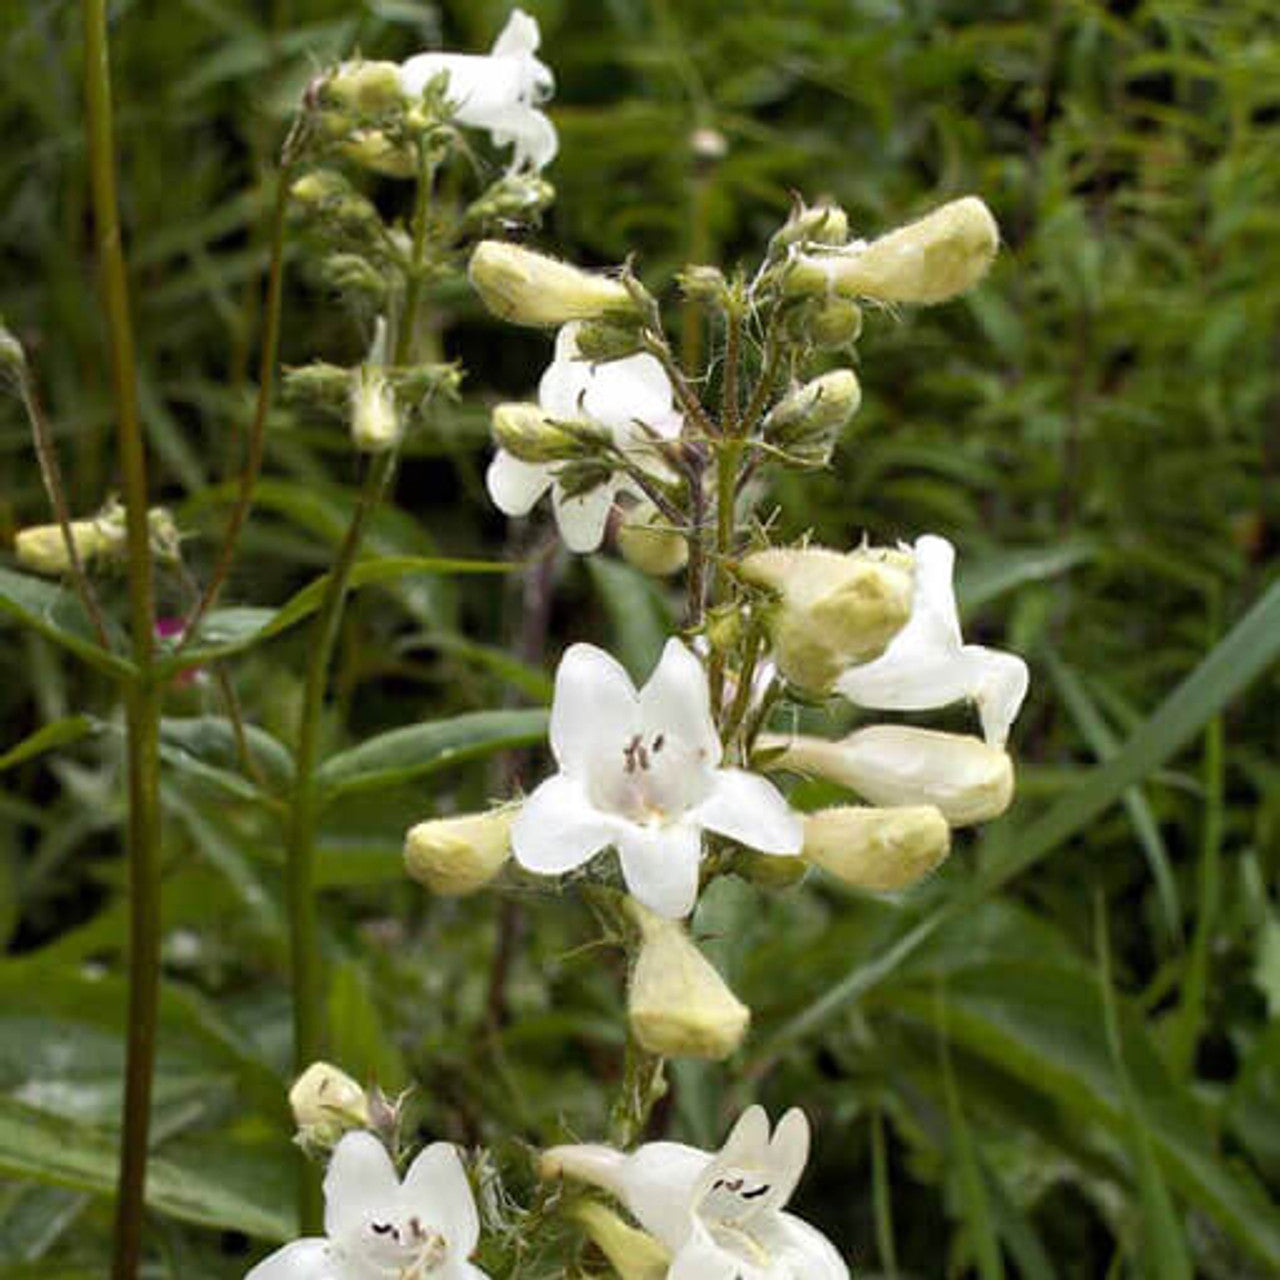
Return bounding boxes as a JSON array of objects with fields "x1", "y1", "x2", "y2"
[
  {"x1": 802, "y1": 805, "x2": 950, "y2": 890},
  {"x1": 284, "y1": 362, "x2": 353, "y2": 409},
  {"x1": 803, "y1": 296, "x2": 864, "y2": 348},
  {"x1": 325, "y1": 60, "x2": 405, "y2": 115},
  {"x1": 468, "y1": 242, "x2": 639, "y2": 327},
  {"x1": 618, "y1": 502, "x2": 687, "y2": 577},
  {"x1": 569, "y1": 1201, "x2": 670, "y2": 1280},
  {"x1": 572, "y1": 319, "x2": 645, "y2": 362},
  {"x1": 678, "y1": 265, "x2": 731, "y2": 307},
  {"x1": 626, "y1": 901, "x2": 749, "y2": 1060},
  {"x1": 464, "y1": 173, "x2": 556, "y2": 230},
  {"x1": 322, "y1": 253, "x2": 389, "y2": 302},
  {"x1": 759, "y1": 726, "x2": 1014, "y2": 826},
  {"x1": 290, "y1": 169, "x2": 351, "y2": 207},
  {"x1": 351, "y1": 368, "x2": 400, "y2": 453},
  {"x1": 290, "y1": 1061, "x2": 369, "y2": 1131},
  {"x1": 15, "y1": 519, "x2": 115, "y2": 576},
  {"x1": 690, "y1": 127, "x2": 729, "y2": 163},
  {"x1": 492, "y1": 403, "x2": 582, "y2": 462},
  {"x1": 789, "y1": 197, "x2": 999, "y2": 305},
  {"x1": 763, "y1": 370, "x2": 861, "y2": 466},
  {"x1": 0, "y1": 318, "x2": 25, "y2": 374},
  {"x1": 404, "y1": 808, "x2": 515, "y2": 895},
  {"x1": 340, "y1": 129, "x2": 417, "y2": 179},
  {"x1": 740, "y1": 545, "x2": 911, "y2": 693},
  {"x1": 771, "y1": 200, "x2": 849, "y2": 253},
  {"x1": 147, "y1": 508, "x2": 182, "y2": 566}
]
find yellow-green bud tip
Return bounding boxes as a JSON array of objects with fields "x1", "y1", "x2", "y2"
[
  {"x1": 802, "y1": 805, "x2": 950, "y2": 891},
  {"x1": 626, "y1": 903, "x2": 749, "y2": 1060},
  {"x1": 404, "y1": 808, "x2": 515, "y2": 895},
  {"x1": 289, "y1": 1061, "x2": 369, "y2": 1130},
  {"x1": 468, "y1": 242, "x2": 638, "y2": 328}
]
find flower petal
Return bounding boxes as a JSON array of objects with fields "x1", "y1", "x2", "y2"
[
  {"x1": 552, "y1": 480, "x2": 615, "y2": 553},
  {"x1": 639, "y1": 639, "x2": 721, "y2": 768},
  {"x1": 323, "y1": 1131, "x2": 401, "y2": 1246},
  {"x1": 766, "y1": 1108, "x2": 810, "y2": 1209},
  {"x1": 911, "y1": 533, "x2": 963, "y2": 646},
  {"x1": 549, "y1": 642, "x2": 639, "y2": 775},
  {"x1": 581, "y1": 352, "x2": 676, "y2": 434},
  {"x1": 486, "y1": 450, "x2": 550, "y2": 516},
  {"x1": 771, "y1": 1213, "x2": 850, "y2": 1280},
  {"x1": 669, "y1": 1229, "x2": 738, "y2": 1280},
  {"x1": 965, "y1": 644, "x2": 1029, "y2": 747},
  {"x1": 246, "y1": 1239, "x2": 340, "y2": 1280},
  {"x1": 716, "y1": 1105, "x2": 771, "y2": 1169},
  {"x1": 511, "y1": 774, "x2": 618, "y2": 875},
  {"x1": 538, "y1": 333, "x2": 592, "y2": 419},
  {"x1": 693, "y1": 769, "x2": 802, "y2": 856},
  {"x1": 616, "y1": 821, "x2": 702, "y2": 919},
  {"x1": 400, "y1": 1142, "x2": 479, "y2": 1256},
  {"x1": 490, "y1": 8, "x2": 541, "y2": 57},
  {"x1": 616, "y1": 1142, "x2": 711, "y2": 1251}
]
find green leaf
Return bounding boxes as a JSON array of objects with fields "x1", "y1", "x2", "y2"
[
  {"x1": 0, "y1": 717, "x2": 99, "y2": 774},
  {"x1": 328, "y1": 960, "x2": 407, "y2": 1093},
  {"x1": 0, "y1": 1097, "x2": 293, "y2": 1241},
  {"x1": 315, "y1": 708, "x2": 549, "y2": 801},
  {"x1": 165, "y1": 555, "x2": 516, "y2": 671},
  {"x1": 891, "y1": 961, "x2": 1280, "y2": 1269},
  {"x1": 957, "y1": 539, "x2": 1098, "y2": 613},
  {"x1": 0, "y1": 568, "x2": 133, "y2": 680}
]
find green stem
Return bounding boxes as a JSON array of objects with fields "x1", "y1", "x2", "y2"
[
  {"x1": 16, "y1": 363, "x2": 111, "y2": 648},
  {"x1": 180, "y1": 162, "x2": 293, "y2": 651},
  {"x1": 286, "y1": 450, "x2": 395, "y2": 1230},
  {"x1": 607, "y1": 1034, "x2": 666, "y2": 1149},
  {"x1": 82, "y1": 3, "x2": 161, "y2": 1277}
]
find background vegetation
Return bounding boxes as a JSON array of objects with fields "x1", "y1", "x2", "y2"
[{"x1": 2, "y1": 0, "x2": 1279, "y2": 1275}]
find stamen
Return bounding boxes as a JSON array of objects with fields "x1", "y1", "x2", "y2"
[{"x1": 652, "y1": 734, "x2": 665, "y2": 753}]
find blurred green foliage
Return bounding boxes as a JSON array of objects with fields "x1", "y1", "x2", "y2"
[{"x1": 2, "y1": 0, "x2": 1279, "y2": 1275}]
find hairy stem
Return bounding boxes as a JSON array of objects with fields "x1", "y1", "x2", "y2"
[{"x1": 82, "y1": 3, "x2": 162, "y2": 1276}]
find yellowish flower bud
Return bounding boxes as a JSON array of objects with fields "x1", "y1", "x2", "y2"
[
  {"x1": 340, "y1": 130, "x2": 417, "y2": 179},
  {"x1": 802, "y1": 805, "x2": 950, "y2": 890},
  {"x1": 350, "y1": 367, "x2": 400, "y2": 453},
  {"x1": 771, "y1": 200, "x2": 850, "y2": 252},
  {"x1": 617, "y1": 502, "x2": 688, "y2": 577},
  {"x1": 789, "y1": 196, "x2": 999, "y2": 305},
  {"x1": 763, "y1": 370, "x2": 862, "y2": 466},
  {"x1": 15, "y1": 519, "x2": 116, "y2": 576},
  {"x1": 326, "y1": 60, "x2": 405, "y2": 114},
  {"x1": 740, "y1": 545, "x2": 912, "y2": 694},
  {"x1": 626, "y1": 901, "x2": 749, "y2": 1060},
  {"x1": 806, "y1": 296, "x2": 863, "y2": 348},
  {"x1": 568, "y1": 1201, "x2": 670, "y2": 1280},
  {"x1": 759, "y1": 725, "x2": 1014, "y2": 826},
  {"x1": 492, "y1": 402, "x2": 593, "y2": 463},
  {"x1": 289, "y1": 1061, "x2": 369, "y2": 1131},
  {"x1": 469, "y1": 241, "x2": 639, "y2": 327},
  {"x1": 404, "y1": 808, "x2": 515, "y2": 895},
  {"x1": 0, "y1": 318, "x2": 25, "y2": 374}
]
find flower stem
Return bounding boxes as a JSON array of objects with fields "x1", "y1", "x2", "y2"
[
  {"x1": 285, "y1": 449, "x2": 396, "y2": 1230},
  {"x1": 15, "y1": 362, "x2": 111, "y2": 648},
  {"x1": 81, "y1": 3, "x2": 162, "y2": 1276},
  {"x1": 180, "y1": 160, "x2": 293, "y2": 651}
]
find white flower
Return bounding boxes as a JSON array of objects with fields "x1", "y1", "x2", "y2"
[
  {"x1": 835, "y1": 534, "x2": 1029, "y2": 746},
  {"x1": 511, "y1": 640, "x2": 802, "y2": 918},
  {"x1": 247, "y1": 1131, "x2": 487, "y2": 1280},
  {"x1": 543, "y1": 1106, "x2": 848, "y2": 1280},
  {"x1": 399, "y1": 9, "x2": 556, "y2": 173},
  {"x1": 486, "y1": 324, "x2": 683, "y2": 553}
]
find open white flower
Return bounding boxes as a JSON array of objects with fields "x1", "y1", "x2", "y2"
[
  {"x1": 511, "y1": 640, "x2": 801, "y2": 918},
  {"x1": 486, "y1": 324, "x2": 683, "y2": 552},
  {"x1": 247, "y1": 1131, "x2": 487, "y2": 1280},
  {"x1": 543, "y1": 1106, "x2": 847, "y2": 1280},
  {"x1": 400, "y1": 9, "x2": 556, "y2": 173},
  {"x1": 835, "y1": 534, "x2": 1029, "y2": 746}
]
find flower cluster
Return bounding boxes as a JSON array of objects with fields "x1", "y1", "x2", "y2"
[{"x1": 241, "y1": 11, "x2": 1031, "y2": 1280}]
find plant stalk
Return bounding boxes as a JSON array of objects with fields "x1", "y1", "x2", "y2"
[{"x1": 82, "y1": 2, "x2": 162, "y2": 1276}]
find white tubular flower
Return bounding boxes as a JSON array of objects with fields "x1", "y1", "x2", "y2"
[
  {"x1": 543, "y1": 1106, "x2": 847, "y2": 1280},
  {"x1": 511, "y1": 640, "x2": 802, "y2": 919},
  {"x1": 486, "y1": 324, "x2": 683, "y2": 553},
  {"x1": 247, "y1": 1131, "x2": 487, "y2": 1280},
  {"x1": 835, "y1": 535, "x2": 1029, "y2": 746},
  {"x1": 761, "y1": 725, "x2": 1013, "y2": 827},
  {"x1": 399, "y1": 9, "x2": 556, "y2": 173}
]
